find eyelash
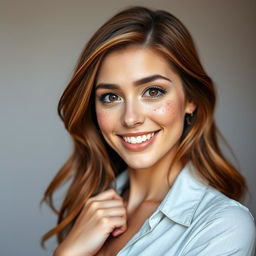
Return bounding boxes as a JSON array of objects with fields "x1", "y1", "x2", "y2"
[
  {"x1": 144, "y1": 86, "x2": 167, "y2": 98},
  {"x1": 99, "y1": 86, "x2": 167, "y2": 104}
]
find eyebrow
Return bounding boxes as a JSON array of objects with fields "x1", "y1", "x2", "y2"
[{"x1": 95, "y1": 74, "x2": 172, "y2": 90}]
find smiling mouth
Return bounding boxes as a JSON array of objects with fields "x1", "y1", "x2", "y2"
[{"x1": 119, "y1": 130, "x2": 160, "y2": 144}]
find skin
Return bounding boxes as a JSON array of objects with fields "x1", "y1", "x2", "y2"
[{"x1": 95, "y1": 45, "x2": 196, "y2": 213}]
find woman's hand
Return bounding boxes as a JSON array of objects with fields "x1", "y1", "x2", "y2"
[{"x1": 54, "y1": 189, "x2": 127, "y2": 256}]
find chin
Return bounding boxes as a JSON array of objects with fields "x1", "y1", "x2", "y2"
[{"x1": 122, "y1": 155, "x2": 159, "y2": 170}]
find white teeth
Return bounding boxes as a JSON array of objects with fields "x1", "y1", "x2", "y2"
[{"x1": 123, "y1": 132, "x2": 155, "y2": 144}]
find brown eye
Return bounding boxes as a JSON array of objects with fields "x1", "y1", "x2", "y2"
[
  {"x1": 144, "y1": 86, "x2": 167, "y2": 98},
  {"x1": 100, "y1": 93, "x2": 122, "y2": 103},
  {"x1": 109, "y1": 94, "x2": 118, "y2": 101},
  {"x1": 148, "y1": 89, "x2": 158, "y2": 96}
]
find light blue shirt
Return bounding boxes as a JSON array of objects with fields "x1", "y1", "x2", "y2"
[{"x1": 109, "y1": 163, "x2": 256, "y2": 255}]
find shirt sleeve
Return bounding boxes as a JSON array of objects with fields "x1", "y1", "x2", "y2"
[{"x1": 181, "y1": 206, "x2": 256, "y2": 256}]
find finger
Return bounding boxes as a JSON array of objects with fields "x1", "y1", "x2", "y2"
[
  {"x1": 113, "y1": 220, "x2": 128, "y2": 236},
  {"x1": 92, "y1": 189, "x2": 122, "y2": 201},
  {"x1": 98, "y1": 207, "x2": 126, "y2": 218},
  {"x1": 112, "y1": 228, "x2": 125, "y2": 237},
  {"x1": 110, "y1": 217, "x2": 127, "y2": 236},
  {"x1": 93, "y1": 199, "x2": 125, "y2": 209},
  {"x1": 108, "y1": 216, "x2": 127, "y2": 234}
]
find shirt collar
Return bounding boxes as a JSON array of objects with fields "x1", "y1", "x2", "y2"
[
  {"x1": 157, "y1": 163, "x2": 209, "y2": 227},
  {"x1": 110, "y1": 162, "x2": 209, "y2": 227}
]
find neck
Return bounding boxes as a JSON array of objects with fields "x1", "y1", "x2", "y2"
[{"x1": 124, "y1": 153, "x2": 184, "y2": 212}]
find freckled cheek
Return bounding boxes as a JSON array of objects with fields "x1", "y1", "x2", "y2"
[{"x1": 149, "y1": 101, "x2": 184, "y2": 125}]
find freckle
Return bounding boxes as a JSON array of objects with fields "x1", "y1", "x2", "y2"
[{"x1": 153, "y1": 106, "x2": 166, "y2": 114}]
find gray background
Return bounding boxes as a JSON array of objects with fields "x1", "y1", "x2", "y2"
[{"x1": 1, "y1": 0, "x2": 255, "y2": 255}]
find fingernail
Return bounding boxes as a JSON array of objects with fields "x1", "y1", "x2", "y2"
[{"x1": 113, "y1": 229, "x2": 123, "y2": 236}]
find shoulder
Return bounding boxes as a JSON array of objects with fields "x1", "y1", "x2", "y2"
[
  {"x1": 195, "y1": 185, "x2": 255, "y2": 237},
  {"x1": 198, "y1": 186, "x2": 254, "y2": 221},
  {"x1": 183, "y1": 187, "x2": 256, "y2": 255}
]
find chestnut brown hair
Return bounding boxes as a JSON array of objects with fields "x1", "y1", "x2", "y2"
[{"x1": 41, "y1": 6, "x2": 247, "y2": 247}]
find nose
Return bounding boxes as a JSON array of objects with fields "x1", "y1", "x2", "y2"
[{"x1": 122, "y1": 100, "x2": 145, "y2": 128}]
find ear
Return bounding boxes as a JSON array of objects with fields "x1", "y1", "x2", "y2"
[{"x1": 185, "y1": 100, "x2": 197, "y2": 114}]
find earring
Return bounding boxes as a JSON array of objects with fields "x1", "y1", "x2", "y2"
[{"x1": 186, "y1": 112, "x2": 193, "y2": 125}]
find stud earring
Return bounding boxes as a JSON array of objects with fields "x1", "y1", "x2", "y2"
[{"x1": 186, "y1": 112, "x2": 194, "y2": 125}]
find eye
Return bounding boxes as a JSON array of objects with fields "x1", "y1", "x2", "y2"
[
  {"x1": 99, "y1": 93, "x2": 122, "y2": 104},
  {"x1": 143, "y1": 86, "x2": 167, "y2": 98}
]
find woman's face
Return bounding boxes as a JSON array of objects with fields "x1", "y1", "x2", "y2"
[{"x1": 95, "y1": 46, "x2": 195, "y2": 169}]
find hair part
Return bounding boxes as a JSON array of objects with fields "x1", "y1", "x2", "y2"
[{"x1": 41, "y1": 6, "x2": 247, "y2": 248}]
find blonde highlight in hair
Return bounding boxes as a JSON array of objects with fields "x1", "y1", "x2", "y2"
[{"x1": 41, "y1": 6, "x2": 247, "y2": 248}]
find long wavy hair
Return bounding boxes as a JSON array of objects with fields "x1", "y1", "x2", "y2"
[{"x1": 41, "y1": 6, "x2": 247, "y2": 248}]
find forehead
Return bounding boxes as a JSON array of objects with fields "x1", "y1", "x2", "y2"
[{"x1": 96, "y1": 46, "x2": 178, "y2": 84}]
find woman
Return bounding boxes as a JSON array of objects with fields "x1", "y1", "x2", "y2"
[{"x1": 41, "y1": 6, "x2": 255, "y2": 256}]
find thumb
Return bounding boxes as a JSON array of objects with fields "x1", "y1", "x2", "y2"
[
  {"x1": 111, "y1": 216, "x2": 127, "y2": 236},
  {"x1": 111, "y1": 227, "x2": 126, "y2": 237}
]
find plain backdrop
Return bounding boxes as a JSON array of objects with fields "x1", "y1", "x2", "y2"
[{"x1": 1, "y1": 0, "x2": 255, "y2": 255}]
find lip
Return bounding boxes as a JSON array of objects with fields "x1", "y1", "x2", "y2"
[{"x1": 118, "y1": 130, "x2": 161, "y2": 152}]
